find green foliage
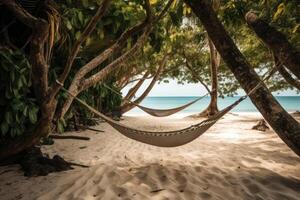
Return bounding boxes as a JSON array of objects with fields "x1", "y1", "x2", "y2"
[
  {"x1": 1, "y1": 0, "x2": 299, "y2": 139},
  {"x1": 0, "y1": 49, "x2": 39, "y2": 138},
  {"x1": 219, "y1": 0, "x2": 299, "y2": 92}
]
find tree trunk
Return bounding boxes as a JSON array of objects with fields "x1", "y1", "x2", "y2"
[
  {"x1": 117, "y1": 73, "x2": 132, "y2": 89},
  {"x1": 0, "y1": 99, "x2": 57, "y2": 160},
  {"x1": 186, "y1": 37, "x2": 220, "y2": 118},
  {"x1": 0, "y1": 1, "x2": 56, "y2": 160},
  {"x1": 274, "y1": 56, "x2": 300, "y2": 91},
  {"x1": 206, "y1": 37, "x2": 219, "y2": 115},
  {"x1": 185, "y1": 0, "x2": 300, "y2": 157},
  {"x1": 245, "y1": 11, "x2": 300, "y2": 79},
  {"x1": 120, "y1": 55, "x2": 167, "y2": 114}
]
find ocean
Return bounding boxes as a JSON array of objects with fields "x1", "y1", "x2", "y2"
[{"x1": 125, "y1": 96, "x2": 300, "y2": 116}]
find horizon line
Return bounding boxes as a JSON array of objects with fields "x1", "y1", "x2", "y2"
[{"x1": 144, "y1": 95, "x2": 300, "y2": 97}]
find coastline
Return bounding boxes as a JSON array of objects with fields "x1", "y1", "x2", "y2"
[{"x1": 1, "y1": 112, "x2": 300, "y2": 200}]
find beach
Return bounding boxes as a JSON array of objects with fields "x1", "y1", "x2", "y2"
[{"x1": 0, "y1": 112, "x2": 300, "y2": 200}]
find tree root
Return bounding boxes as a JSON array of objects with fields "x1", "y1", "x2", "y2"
[
  {"x1": 0, "y1": 147, "x2": 90, "y2": 177},
  {"x1": 186, "y1": 107, "x2": 219, "y2": 119},
  {"x1": 252, "y1": 119, "x2": 269, "y2": 132},
  {"x1": 49, "y1": 135, "x2": 90, "y2": 140},
  {"x1": 293, "y1": 111, "x2": 300, "y2": 116},
  {"x1": 19, "y1": 147, "x2": 73, "y2": 177}
]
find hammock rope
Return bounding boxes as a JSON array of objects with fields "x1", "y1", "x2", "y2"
[
  {"x1": 103, "y1": 83, "x2": 212, "y2": 117},
  {"x1": 55, "y1": 66, "x2": 277, "y2": 147}
]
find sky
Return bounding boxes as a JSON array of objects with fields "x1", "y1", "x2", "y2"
[{"x1": 121, "y1": 78, "x2": 299, "y2": 97}]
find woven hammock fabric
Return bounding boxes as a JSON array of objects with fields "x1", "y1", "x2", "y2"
[
  {"x1": 103, "y1": 83, "x2": 208, "y2": 117},
  {"x1": 104, "y1": 97, "x2": 245, "y2": 147},
  {"x1": 67, "y1": 87, "x2": 246, "y2": 147},
  {"x1": 133, "y1": 95, "x2": 206, "y2": 117}
]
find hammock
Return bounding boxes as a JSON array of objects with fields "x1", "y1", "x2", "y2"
[
  {"x1": 132, "y1": 95, "x2": 208, "y2": 117},
  {"x1": 56, "y1": 67, "x2": 275, "y2": 147},
  {"x1": 105, "y1": 97, "x2": 245, "y2": 147},
  {"x1": 104, "y1": 83, "x2": 209, "y2": 117},
  {"x1": 59, "y1": 83, "x2": 246, "y2": 147}
]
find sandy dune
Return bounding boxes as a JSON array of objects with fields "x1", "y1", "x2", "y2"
[{"x1": 0, "y1": 113, "x2": 300, "y2": 200}]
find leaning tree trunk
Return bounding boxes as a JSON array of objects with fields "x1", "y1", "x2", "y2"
[
  {"x1": 185, "y1": 0, "x2": 300, "y2": 157},
  {"x1": 245, "y1": 11, "x2": 300, "y2": 80},
  {"x1": 120, "y1": 55, "x2": 167, "y2": 114},
  {"x1": 274, "y1": 56, "x2": 300, "y2": 91}
]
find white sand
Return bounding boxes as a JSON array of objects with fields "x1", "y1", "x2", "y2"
[{"x1": 1, "y1": 112, "x2": 300, "y2": 200}]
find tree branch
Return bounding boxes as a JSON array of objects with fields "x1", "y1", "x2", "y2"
[
  {"x1": 3, "y1": 0, "x2": 49, "y2": 102},
  {"x1": 1, "y1": 0, "x2": 44, "y2": 29},
  {"x1": 182, "y1": 51, "x2": 211, "y2": 93},
  {"x1": 81, "y1": 26, "x2": 153, "y2": 90},
  {"x1": 245, "y1": 11, "x2": 300, "y2": 79},
  {"x1": 56, "y1": 0, "x2": 174, "y2": 119},
  {"x1": 123, "y1": 70, "x2": 151, "y2": 102},
  {"x1": 154, "y1": 0, "x2": 175, "y2": 22},
  {"x1": 121, "y1": 54, "x2": 167, "y2": 113},
  {"x1": 50, "y1": 0, "x2": 111, "y2": 98},
  {"x1": 125, "y1": 73, "x2": 155, "y2": 87},
  {"x1": 65, "y1": 20, "x2": 149, "y2": 92}
]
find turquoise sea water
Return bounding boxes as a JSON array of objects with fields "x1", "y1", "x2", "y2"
[{"x1": 126, "y1": 96, "x2": 300, "y2": 115}]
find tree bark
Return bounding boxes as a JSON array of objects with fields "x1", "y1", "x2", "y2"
[
  {"x1": 274, "y1": 56, "x2": 300, "y2": 91},
  {"x1": 120, "y1": 55, "x2": 167, "y2": 114},
  {"x1": 116, "y1": 72, "x2": 133, "y2": 89},
  {"x1": 56, "y1": 26, "x2": 152, "y2": 120},
  {"x1": 55, "y1": 0, "x2": 174, "y2": 120},
  {"x1": 50, "y1": 0, "x2": 111, "y2": 97},
  {"x1": 206, "y1": 37, "x2": 219, "y2": 115},
  {"x1": 0, "y1": 0, "x2": 57, "y2": 160},
  {"x1": 185, "y1": 0, "x2": 300, "y2": 157},
  {"x1": 184, "y1": 38, "x2": 220, "y2": 117},
  {"x1": 123, "y1": 70, "x2": 151, "y2": 104},
  {"x1": 58, "y1": 0, "x2": 156, "y2": 104},
  {"x1": 0, "y1": 0, "x2": 174, "y2": 161},
  {"x1": 122, "y1": 73, "x2": 155, "y2": 89},
  {"x1": 184, "y1": 59, "x2": 211, "y2": 94},
  {"x1": 0, "y1": 99, "x2": 57, "y2": 160},
  {"x1": 245, "y1": 11, "x2": 300, "y2": 79}
]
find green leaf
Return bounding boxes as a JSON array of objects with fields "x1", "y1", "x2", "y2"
[
  {"x1": 66, "y1": 20, "x2": 73, "y2": 30},
  {"x1": 75, "y1": 31, "x2": 82, "y2": 40},
  {"x1": 17, "y1": 78, "x2": 23, "y2": 89},
  {"x1": 292, "y1": 24, "x2": 300, "y2": 33},
  {"x1": 273, "y1": 3, "x2": 285, "y2": 21},
  {"x1": 5, "y1": 112, "x2": 13, "y2": 124},
  {"x1": 78, "y1": 12, "x2": 84, "y2": 24},
  {"x1": 57, "y1": 120, "x2": 65, "y2": 133},
  {"x1": 23, "y1": 106, "x2": 28, "y2": 116},
  {"x1": 10, "y1": 128, "x2": 17, "y2": 137},
  {"x1": 28, "y1": 107, "x2": 39, "y2": 124},
  {"x1": 1, "y1": 122, "x2": 9, "y2": 135}
]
